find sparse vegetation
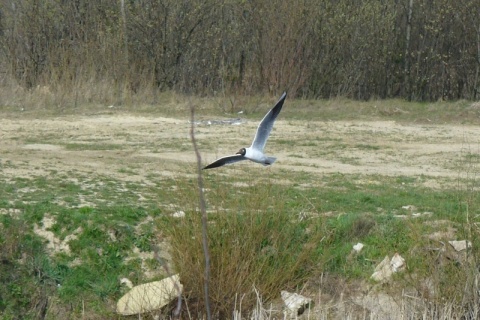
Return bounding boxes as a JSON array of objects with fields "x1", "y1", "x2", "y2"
[
  {"x1": 159, "y1": 176, "x2": 324, "y2": 318},
  {"x1": 1, "y1": 141, "x2": 480, "y2": 318}
]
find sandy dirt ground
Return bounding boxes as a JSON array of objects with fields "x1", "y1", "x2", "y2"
[{"x1": 0, "y1": 113, "x2": 479, "y2": 185}]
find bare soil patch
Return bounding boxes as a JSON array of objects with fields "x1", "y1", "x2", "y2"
[{"x1": 1, "y1": 114, "x2": 478, "y2": 185}]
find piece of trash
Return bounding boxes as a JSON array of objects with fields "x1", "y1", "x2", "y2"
[
  {"x1": 390, "y1": 253, "x2": 405, "y2": 272},
  {"x1": 353, "y1": 243, "x2": 364, "y2": 253},
  {"x1": 412, "y1": 212, "x2": 433, "y2": 218},
  {"x1": 448, "y1": 240, "x2": 472, "y2": 252},
  {"x1": 190, "y1": 118, "x2": 246, "y2": 126},
  {"x1": 172, "y1": 211, "x2": 185, "y2": 218},
  {"x1": 281, "y1": 290, "x2": 312, "y2": 317},
  {"x1": 371, "y1": 256, "x2": 390, "y2": 282},
  {"x1": 116, "y1": 274, "x2": 182, "y2": 315},
  {"x1": 371, "y1": 253, "x2": 405, "y2": 282}
]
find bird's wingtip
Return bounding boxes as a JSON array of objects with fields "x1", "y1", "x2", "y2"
[{"x1": 277, "y1": 91, "x2": 287, "y2": 102}]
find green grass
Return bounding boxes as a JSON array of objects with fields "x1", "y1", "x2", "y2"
[
  {"x1": 1, "y1": 164, "x2": 479, "y2": 317},
  {"x1": 63, "y1": 143, "x2": 122, "y2": 151},
  {"x1": 355, "y1": 143, "x2": 381, "y2": 150},
  {"x1": 0, "y1": 214, "x2": 57, "y2": 319}
]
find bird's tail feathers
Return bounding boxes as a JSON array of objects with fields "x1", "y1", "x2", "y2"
[{"x1": 263, "y1": 157, "x2": 277, "y2": 166}]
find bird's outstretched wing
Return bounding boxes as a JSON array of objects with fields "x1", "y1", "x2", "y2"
[
  {"x1": 251, "y1": 92, "x2": 287, "y2": 152},
  {"x1": 203, "y1": 155, "x2": 247, "y2": 170}
]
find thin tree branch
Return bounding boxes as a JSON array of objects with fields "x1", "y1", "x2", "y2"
[{"x1": 190, "y1": 106, "x2": 212, "y2": 320}]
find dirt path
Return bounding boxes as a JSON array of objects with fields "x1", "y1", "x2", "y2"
[{"x1": 1, "y1": 114, "x2": 479, "y2": 184}]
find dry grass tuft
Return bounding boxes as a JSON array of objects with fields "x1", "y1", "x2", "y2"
[{"x1": 159, "y1": 178, "x2": 324, "y2": 318}]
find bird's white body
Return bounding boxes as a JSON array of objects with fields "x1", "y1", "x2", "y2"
[{"x1": 244, "y1": 147, "x2": 276, "y2": 165}]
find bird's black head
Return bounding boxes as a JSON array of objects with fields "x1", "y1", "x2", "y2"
[{"x1": 236, "y1": 148, "x2": 246, "y2": 156}]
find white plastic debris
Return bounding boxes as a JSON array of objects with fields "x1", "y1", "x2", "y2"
[
  {"x1": 281, "y1": 290, "x2": 312, "y2": 317},
  {"x1": 371, "y1": 253, "x2": 405, "y2": 282},
  {"x1": 192, "y1": 118, "x2": 245, "y2": 126},
  {"x1": 411, "y1": 212, "x2": 433, "y2": 218},
  {"x1": 353, "y1": 243, "x2": 364, "y2": 253},
  {"x1": 390, "y1": 253, "x2": 405, "y2": 272},
  {"x1": 449, "y1": 240, "x2": 472, "y2": 252},
  {"x1": 116, "y1": 274, "x2": 182, "y2": 315},
  {"x1": 172, "y1": 211, "x2": 185, "y2": 218},
  {"x1": 371, "y1": 256, "x2": 391, "y2": 282}
]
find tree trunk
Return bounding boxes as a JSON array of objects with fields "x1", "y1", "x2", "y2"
[{"x1": 404, "y1": 0, "x2": 414, "y2": 100}]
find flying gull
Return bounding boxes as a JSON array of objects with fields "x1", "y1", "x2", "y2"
[{"x1": 203, "y1": 92, "x2": 287, "y2": 170}]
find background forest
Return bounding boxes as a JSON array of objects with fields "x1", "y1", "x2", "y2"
[{"x1": 0, "y1": 0, "x2": 479, "y2": 104}]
